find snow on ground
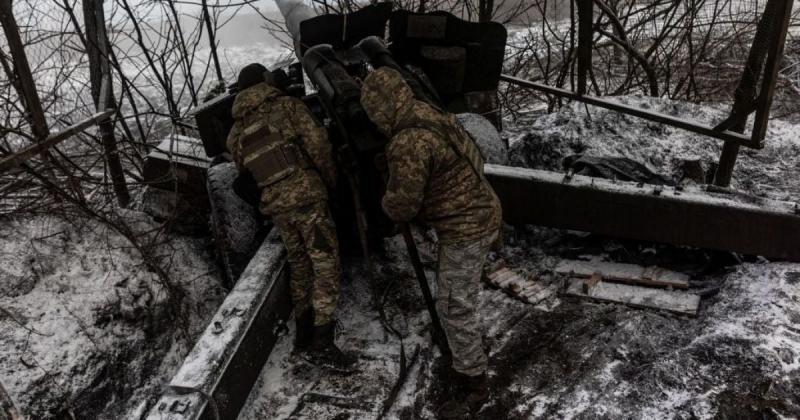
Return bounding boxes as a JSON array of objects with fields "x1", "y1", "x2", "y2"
[
  {"x1": 486, "y1": 237, "x2": 800, "y2": 419},
  {"x1": 234, "y1": 96, "x2": 800, "y2": 419},
  {"x1": 505, "y1": 96, "x2": 800, "y2": 200},
  {"x1": 0, "y1": 212, "x2": 225, "y2": 419},
  {"x1": 236, "y1": 227, "x2": 800, "y2": 419}
]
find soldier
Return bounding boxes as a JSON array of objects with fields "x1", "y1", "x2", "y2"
[
  {"x1": 360, "y1": 67, "x2": 502, "y2": 418},
  {"x1": 227, "y1": 63, "x2": 354, "y2": 369}
]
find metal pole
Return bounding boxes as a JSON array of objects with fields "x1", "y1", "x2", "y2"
[
  {"x1": 275, "y1": 0, "x2": 317, "y2": 57},
  {"x1": 400, "y1": 224, "x2": 450, "y2": 355}
]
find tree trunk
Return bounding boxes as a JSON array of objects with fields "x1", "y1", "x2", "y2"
[
  {"x1": 82, "y1": 0, "x2": 130, "y2": 207},
  {"x1": 0, "y1": 0, "x2": 49, "y2": 141},
  {"x1": 166, "y1": 0, "x2": 198, "y2": 106},
  {"x1": 478, "y1": 0, "x2": 494, "y2": 22},
  {"x1": 202, "y1": 0, "x2": 225, "y2": 86}
]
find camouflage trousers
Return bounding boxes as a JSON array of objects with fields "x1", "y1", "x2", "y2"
[
  {"x1": 435, "y1": 230, "x2": 498, "y2": 377},
  {"x1": 272, "y1": 202, "x2": 341, "y2": 326}
]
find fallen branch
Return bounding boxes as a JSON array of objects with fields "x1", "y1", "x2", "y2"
[{"x1": 0, "y1": 110, "x2": 114, "y2": 174}]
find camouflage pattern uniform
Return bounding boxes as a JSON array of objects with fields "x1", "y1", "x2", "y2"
[
  {"x1": 360, "y1": 68, "x2": 502, "y2": 377},
  {"x1": 227, "y1": 82, "x2": 341, "y2": 326}
]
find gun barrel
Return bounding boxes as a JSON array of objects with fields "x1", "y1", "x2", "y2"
[{"x1": 274, "y1": 0, "x2": 317, "y2": 56}]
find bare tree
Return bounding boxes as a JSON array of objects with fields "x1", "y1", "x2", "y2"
[
  {"x1": 83, "y1": 0, "x2": 131, "y2": 207},
  {"x1": 0, "y1": 0, "x2": 49, "y2": 142}
]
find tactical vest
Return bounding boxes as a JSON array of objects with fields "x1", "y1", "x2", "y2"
[
  {"x1": 397, "y1": 114, "x2": 488, "y2": 182},
  {"x1": 239, "y1": 111, "x2": 312, "y2": 188}
]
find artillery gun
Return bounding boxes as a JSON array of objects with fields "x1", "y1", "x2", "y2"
[{"x1": 180, "y1": 1, "x2": 509, "y2": 287}]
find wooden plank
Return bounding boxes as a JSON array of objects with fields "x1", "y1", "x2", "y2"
[
  {"x1": 555, "y1": 260, "x2": 689, "y2": 289},
  {"x1": 510, "y1": 278, "x2": 527, "y2": 294},
  {"x1": 519, "y1": 282, "x2": 546, "y2": 300},
  {"x1": 486, "y1": 266, "x2": 558, "y2": 306},
  {"x1": 524, "y1": 285, "x2": 556, "y2": 304},
  {"x1": 565, "y1": 278, "x2": 700, "y2": 316},
  {"x1": 487, "y1": 267, "x2": 509, "y2": 283},
  {"x1": 582, "y1": 273, "x2": 602, "y2": 294},
  {"x1": 499, "y1": 75, "x2": 755, "y2": 147},
  {"x1": 495, "y1": 271, "x2": 516, "y2": 288}
]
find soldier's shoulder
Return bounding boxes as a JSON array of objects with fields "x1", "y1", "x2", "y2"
[
  {"x1": 399, "y1": 126, "x2": 447, "y2": 144},
  {"x1": 390, "y1": 129, "x2": 439, "y2": 153},
  {"x1": 274, "y1": 95, "x2": 306, "y2": 110}
]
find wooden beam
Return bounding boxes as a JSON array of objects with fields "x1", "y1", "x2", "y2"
[
  {"x1": 555, "y1": 260, "x2": 690, "y2": 289},
  {"x1": 565, "y1": 278, "x2": 700, "y2": 316},
  {"x1": 486, "y1": 267, "x2": 558, "y2": 306},
  {"x1": 751, "y1": 0, "x2": 795, "y2": 148},
  {"x1": 0, "y1": 110, "x2": 114, "y2": 173},
  {"x1": 500, "y1": 74, "x2": 754, "y2": 147}
]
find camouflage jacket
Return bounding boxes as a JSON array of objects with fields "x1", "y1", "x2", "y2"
[
  {"x1": 226, "y1": 82, "x2": 336, "y2": 216},
  {"x1": 361, "y1": 68, "x2": 502, "y2": 245}
]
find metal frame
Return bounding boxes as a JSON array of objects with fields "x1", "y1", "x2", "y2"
[
  {"x1": 145, "y1": 231, "x2": 291, "y2": 420},
  {"x1": 501, "y1": 0, "x2": 794, "y2": 185},
  {"x1": 486, "y1": 164, "x2": 800, "y2": 262}
]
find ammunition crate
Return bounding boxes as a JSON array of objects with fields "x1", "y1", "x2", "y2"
[{"x1": 143, "y1": 135, "x2": 210, "y2": 196}]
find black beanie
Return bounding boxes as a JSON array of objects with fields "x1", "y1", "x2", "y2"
[{"x1": 237, "y1": 63, "x2": 268, "y2": 90}]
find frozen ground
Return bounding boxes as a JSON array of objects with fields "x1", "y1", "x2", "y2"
[
  {"x1": 2, "y1": 96, "x2": 798, "y2": 418},
  {"x1": 505, "y1": 96, "x2": 800, "y2": 200},
  {"x1": 237, "y1": 97, "x2": 800, "y2": 419},
  {"x1": 0, "y1": 212, "x2": 224, "y2": 419},
  {"x1": 235, "y1": 231, "x2": 800, "y2": 419}
]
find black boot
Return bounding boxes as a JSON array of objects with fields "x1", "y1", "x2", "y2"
[
  {"x1": 306, "y1": 322, "x2": 357, "y2": 371},
  {"x1": 293, "y1": 309, "x2": 314, "y2": 353},
  {"x1": 437, "y1": 372, "x2": 489, "y2": 419}
]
